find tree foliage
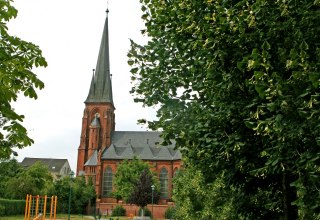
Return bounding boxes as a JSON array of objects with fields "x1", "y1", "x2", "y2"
[
  {"x1": 48, "y1": 175, "x2": 70, "y2": 213},
  {"x1": 5, "y1": 161, "x2": 52, "y2": 199},
  {"x1": 0, "y1": 159, "x2": 95, "y2": 214},
  {"x1": 0, "y1": 159, "x2": 22, "y2": 198},
  {"x1": 173, "y1": 162, "x2": 249, "y2": 220},
  {"x1": 127, "y1": 169, "x2": 160, "y2": 209},
  {"x1": 113, "y1": 157, "x2": 158, "y2": 202},
  {"x1": 0, "y1": 0, "x2": 47, "y2": 159},
  {"x1": 129, "y1": 0, "x2": 320, "y2": 219},
  {"x1": 49, "y1": 175, "x2": 96, "y2": 214},
  {"x1": 72, "y1": 176, "x2": 96, "y2": 214},
  {"x1": 111, "y1": 205, "x2": 126, "y2": 217}
]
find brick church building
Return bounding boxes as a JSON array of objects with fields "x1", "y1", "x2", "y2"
[{"x1": 76, "y1": 10, "x2": 182, "y2": 218}]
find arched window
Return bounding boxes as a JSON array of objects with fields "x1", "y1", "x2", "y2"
[
  {"x1": 103, "y1": 167, "x2": 113, "y2": 197},
  {"x1": 173, "y1": 168, "x2": 180, "y2": 178},
  {"x1": 160, "y1": 167, "x2": 169, "y2": 198}
]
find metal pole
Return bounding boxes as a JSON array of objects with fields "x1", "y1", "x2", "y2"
[{"x1": 151, "y1": 185, "x2": 155, "y2": 219}]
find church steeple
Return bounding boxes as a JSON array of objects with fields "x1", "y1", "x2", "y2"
[
  {"x1": 85, "y1": 10, "x2": 113, "y2": 105},
  {"x1": 77, "y1": 9, "x2": 115, "y2": 177}
]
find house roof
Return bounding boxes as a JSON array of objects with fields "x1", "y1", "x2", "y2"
[
  {"x1": 101, "y1": 131, "x2": 181, "y2": 161},
  {"x1": 21, "y1": 157, "x2": 69, "y2": 173}
]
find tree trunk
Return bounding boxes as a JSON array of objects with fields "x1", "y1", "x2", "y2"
[{"x1": 282, "y1": 172, "x2": 298, "y2": 220}]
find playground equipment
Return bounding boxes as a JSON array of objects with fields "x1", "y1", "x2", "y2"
[{"x1": 24, "y1": 194, "x2": 58, "y2": 220}]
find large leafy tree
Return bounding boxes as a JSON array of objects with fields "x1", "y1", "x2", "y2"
[
  {"x1": 113, "y1": 157, "x2": 158, "y2": 203},
  {"x1": 5, "y1": 161, "x2": 52, "y2": 199},
  {"x1": 0, "y1": 0, "x2": 47, "y2": 159},
  {"x1": 129, "y1": 0, "x2": 320, "y2": 219},
  {"x1": 49, "y1": 176, "x2": 96, "y2": 214},
  {"x1": 72, "y1": 176, "x2": 96, "y2": 214}
]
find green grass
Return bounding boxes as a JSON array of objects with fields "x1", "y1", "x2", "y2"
[
  {"x1": 0, "y1": 214, "x2": 89, "y2": 220},
  {"x1": 0, "y1": 214, "x2": 132, "y2": 220}
]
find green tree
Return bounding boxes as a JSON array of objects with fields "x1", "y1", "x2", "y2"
[
  {"x1": 173, "y1": 163, "x2": 239, "y2": 220},
  {"x1": 5, "y1": 161, "x2": 52, "y2": 199},
  {"x1": 72, "y1": 176, "x2": 96, "y2": 214},
  {"x1": 0, "y1": 159, "x2": 22, "y2": 198},
  {"x1": 129, "y1": 1, "x2": 320, "y2": 219},
  {"x1": 127, "y1": 169, "x2": 160, "y2": 217},
  {"x1": 50, "y1": 176, "x2": 96, "y2": 214},
  {"x1": 49, "y1": 176, "x2": 70, "y2": 213},
  {"x1": 0, "y1": 0, "x2": 47, "y2": 159},
  {"x1": 113, "y1": 157, "x2": 158, "y2": 203}
]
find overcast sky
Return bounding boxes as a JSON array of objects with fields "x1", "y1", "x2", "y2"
[{"x1": 8, "y1": 0, "x2": 156, "y2": 172}]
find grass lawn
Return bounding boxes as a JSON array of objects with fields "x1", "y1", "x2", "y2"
[
  {"x1": 0, "y1": 214, "x2": 132, "y2": 220},
  {"x1": 0, "y1": 215, "x2": 90, "y2": 220}
]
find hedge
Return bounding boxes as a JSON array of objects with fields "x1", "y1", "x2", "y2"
[
  {"x1": 0, "y1": 198, "x2": 25, "y2": 216},
  {"x1": 111, "y1": 205, "x2": 126, "y2": 217},
  {"x1": 165, "y1": 206, "x2": 176, "y2": 219}
]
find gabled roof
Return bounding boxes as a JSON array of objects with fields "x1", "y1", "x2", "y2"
[
  {"x1": 101, "y1": 131, "x2": 181, "y2": 161},
  {"x1": 85, "y1": 11, "x2": 113, "y2": 105},
  {"x1": 90, "y1": 114, "x2": 101, "y2": 127},
  {"x1": 173, "y1": 150, "x2": 182, "y2": 160},
  {"x1": 21, "y1": 157, "x2": 69, "y2": 173},
  {"x1": 85, "y1": 150, "x2": 98, "y2": 166}
]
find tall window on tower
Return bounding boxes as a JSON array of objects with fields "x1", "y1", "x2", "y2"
[
  {"x1": 103, "y1": 167, "x2": 113, "y2": 197},
  {"x1": 160, "y1": 167, "x2": 168, "y2": 198}
]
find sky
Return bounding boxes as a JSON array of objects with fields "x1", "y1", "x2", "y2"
[{"x1": 8, "y1": 0, "x2": 156, "y2": 172}]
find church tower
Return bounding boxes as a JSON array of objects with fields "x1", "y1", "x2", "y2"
[
  {"x1": 75, "y1": 9, "x2": 182, "y2": 216},
  {"x1": 76, "y1": 10, "x2": 115, "y2": 177}
]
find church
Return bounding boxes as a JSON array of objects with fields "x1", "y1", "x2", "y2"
[{"x1": 76, "y1": 9, "x2": 182, "y2": 218}]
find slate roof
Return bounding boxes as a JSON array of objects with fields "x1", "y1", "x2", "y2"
[
  {"x1": 85, "y1": 12, "x2": 113, "y2": 105},
  {"x1": 21, "y1": 157, "x2": 69, "y2": 173},
  {"x1": 101, "y1": 131, "x2": 181, "y2": 161},
  {"x1": 91, "y1": 115, "x2": 101, "y2": 127},
  {"x1": 85, "y1": 150, "x2": 98, "y2": 166}
]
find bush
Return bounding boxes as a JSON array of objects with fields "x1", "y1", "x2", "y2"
[
  {"x1": 165, "y1": 206, "x2": 176, "y2": 219},
  {"x1": 112, "y1": 205, "x2": 126, "y2": 216},
  {"x1": 0, "y1": 204, "x2": 5, "y2": 216},
  {"x1": 138, "y1": 207, "x2": 151, "y2": 217},
  {"x1": 0, "y1": 198, "x2": 25, "y2": 216}
]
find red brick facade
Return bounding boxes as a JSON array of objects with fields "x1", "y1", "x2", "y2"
[
  {"x1": 77, "y1": 103, "x2": 115, "y2": 176},
  {"x1": 76, "y1": 100, "x2": 182, "y2": 218},
  {"x1": 97, "y1": 202, "x2": 175, "y2": 219}
]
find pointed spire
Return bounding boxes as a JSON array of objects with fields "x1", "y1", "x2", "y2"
[{"x1": 85, "y1": 10, "x2": 114, "y2": 105}]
